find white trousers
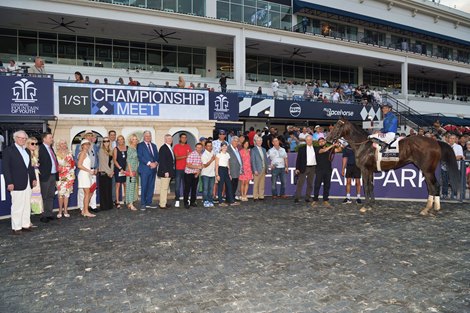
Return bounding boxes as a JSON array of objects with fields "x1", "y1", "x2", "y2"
[
  {"x1": 77, "y1": 175, "x2": 97, "y2": 209},
  {"x1": 10, "y1": 182, "x2": 32, "y2": 230},
  {"x1": 368, "y1": 132, "x2": 396, "y2": 144}
]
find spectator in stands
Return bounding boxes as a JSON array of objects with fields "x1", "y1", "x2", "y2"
[
  {"x1": 303, "y1": 85, "x2": 313, "y2": 101},
  {"x1": 286, "y1": 81, "x2": 294, "y2": 100},
  {"x1": 322, "y1": 80, "x2": 329, "y2": 88},
  {"x1": 104, "y1": 78, "x2": 109, "y2": 84},
  {"x1": 94, "y1": 79, "x2": 100, "y2": 84},
  {"x1": 301, "y1": 16, "x2": 309, "y2": 33},
  {"x1": 165, "y1": 81, "x2": 170, "y2": 87},
  {"x1": 459, "y1": 135, "x2": 469, "y2": 151},
  {"x1": 7, "y1": 59, "x2": 19, "y2": 72},
  {"x1": 28, "y1": 56, "x2": 46, "y2": 74},
  {"x1": 418, "y1": 128, "x2": 425, "y2": 136},
  {"x1": 313, "y1": 85, "x2": 321, "y2": 97},
  {"x1": 128, "y1": 77, "x2": 138, "y2": 86},
  {"x1": 177, "y1": 76, "x2": 186, "y2": 88},
  {"x1": 219, "y1": 73, "x2": 227, "y2": 93},
  {"x1": 161, "y1": 65, "x2": 170, "y2": 72},
  {"x1": 298, "y1": 127, "x2": 309, "y2": 144},
  {"x1": 74, "y1": 72, "x2": 85, "y2": 83},
  {"x1": 247, "y1": 127, "x2": 256, "y2": 147},
  {"x1": 288, "y1": 132, "x2": 299, "y2": 152},
  {"x1": 313, "y1": 126, "x2": 325, "y2": 140},
  {"x1": 256, "y1": 87, "x2": 263, "y2": 95},
  {"x1": 331, "y1": 89, "x2": 340, "y2": 102},
  {"x1": 0, "y1": 61, "x2": 4, "y2": 72},
  {"x1": 272, "y1": 79, "x2": 279, "y2": 99},
  {"x1": 117, "y1": 77, "x2": 124, "y2": 85}
]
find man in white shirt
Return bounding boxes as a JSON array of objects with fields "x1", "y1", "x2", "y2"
[
  {"x1": 294, "y1": 135, "x2": 316, "y2": 203},
  {"x1": 286, "y1": 81, "x2": 294, "y2": 100},
  {"x1": 272, "y1": 79, "x2": 279, "y2": 99},
  {"x1": 268, "y1": 138, "x2": 289, "y2": 198},
  {"x1": 201, "y1": 141, "x2": 216, "y2": 207},
  {"x1": 450, "y1": 135, "x2": 464, "y2": 161},
  {"x1": 298, "y1": 127, "x2": 309, "y2": 144},
  {"x1": 0, "y1": 131, "x2": 4, "y2": 152}
]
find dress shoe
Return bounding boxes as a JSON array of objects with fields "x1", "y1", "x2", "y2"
[
  {"x1": 90, "y1": 208, "x2": 100, "y2": 213},
  {"x1": 40, "y1": 217, "x2": 50, "y2": 223},
  {"x1": 22, "y1": 227, "x2": 32, "y2": 232},
  {"x1": 47, "y1": 216, "x2": 55, "y2": 221},
  {"x1": 159, "y1": 206, "x2": 167, "y2": 209},
  {"x1": 165, "y1": 204, "x2": 171, "y2": 208},
  {"x1": 12, "y1": 230, "x2": 22, "y2": 235},
  {"x1": 184, "y1": 204, "x2": 190, "y2": 209}
]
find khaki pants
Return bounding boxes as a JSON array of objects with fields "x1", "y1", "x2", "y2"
[
  {"x1": 159, "y1": 177, "x2": 171, "y2": 207},
  {"x1": 295, "y1": 166, "x2": 316, "y2": 200},
  {"x1": 252, "y1": 170, "x2": 266, "y2": 200},
  {"x1": 11, "y1": 182, "x2": 32, "y2": 231}
]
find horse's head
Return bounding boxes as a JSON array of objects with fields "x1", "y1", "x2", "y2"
[{"x1": 326, "y1": 118, "x2": 349, "y2": 143}]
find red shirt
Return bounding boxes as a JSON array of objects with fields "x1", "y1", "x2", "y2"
[
  {"x1": 173, "y1": 144, "x2": 192, "y2": 170},
  {"x1": 248, "y1": 131, "x2": 256, "y2": 146}
]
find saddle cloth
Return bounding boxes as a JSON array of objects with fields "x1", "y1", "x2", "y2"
[{"x1": 373, "y1": 138, "x2": 402, "y2": 170}]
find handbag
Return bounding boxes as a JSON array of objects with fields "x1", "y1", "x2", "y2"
[{"x1": 90, "y1": 182, "x2": 97, "y2": 193}]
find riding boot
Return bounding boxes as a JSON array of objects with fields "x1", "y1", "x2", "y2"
[{"x1": 379, "y1": 141, "x2": 389, "y2": 153}]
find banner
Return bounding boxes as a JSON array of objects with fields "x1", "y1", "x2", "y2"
[
  {"x1": 275, "y1": 100, "x2": 381, "y2": 121},
  {"x1": 209, "y1": 92, "x2": 239, "y2": 121},
  {"x1": 0, "y1": 75, "x2": 54, "y2": 116},
  {"x1": 55, "y1": 83, "x2": 209, "y2": 120}
]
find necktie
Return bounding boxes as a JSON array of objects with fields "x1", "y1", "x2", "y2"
[
  {"x1": 147, "y1": 143, "x2": 153, "y2": 156},
  {"x1": 49, "y1": 146, "x2": 58, "y2": 169}
]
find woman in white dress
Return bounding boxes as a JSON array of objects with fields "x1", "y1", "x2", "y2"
[{"x1": 77, "y1": 139, "x2": 96, "y2": 218}]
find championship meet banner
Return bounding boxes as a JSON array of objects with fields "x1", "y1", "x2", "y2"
[
  {"x1": 0, "y1": 75, "x2": 54, "y2": 116},
  {"x1": 239, "y1": 97, "x2": 381, "y2": 121},
  {"x1": 0, "y1": 153, "x2": 431, "y2": 218},
  {"x1": 55, "y1": 83, "x2": 209, "y2": 120},
  {"x1": 209, "y1": 92, "x2": 239, "y2": 121}
]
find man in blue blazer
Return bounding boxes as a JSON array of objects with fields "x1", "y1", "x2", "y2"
[
  {"x1": 137, "y1": 130, "x2": 159, "y2": 210},
  {"x1": 250, "y1": 136, "x2": 269, "y2": 201},
  {"x1": 3, "y1": 130, "x2": 36, "y2": 234}
]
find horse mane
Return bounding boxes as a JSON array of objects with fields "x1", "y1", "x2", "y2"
[{"x1": 344, "y1": 120, "x2": 369, "y2": 141}]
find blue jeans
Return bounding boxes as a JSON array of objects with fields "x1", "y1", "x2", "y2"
[
  {"x1": 271, "y1": 168, "x2": 286, "y2": 196},
  {"x1": 218, "y1": 166, "x2": 234, "y2": 203},
  {"x1": 202, "y1": 176, "x2": 215, "y2": 203},
  {"x1": 175, "y1": 169, "x2": 185, "y2": 200}
]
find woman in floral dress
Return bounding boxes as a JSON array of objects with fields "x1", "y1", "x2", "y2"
[
  {"x1": 238, "y1": 140, "x2": 253, "y2": 201},
  {"x1": 125, "y1": 134, "x2": 139, "y2": 211},
  {"x1": 56, "y1": 139, "x2": 75, "y2": 218}
]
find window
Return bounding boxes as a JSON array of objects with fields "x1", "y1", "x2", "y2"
[
  {"x1": 58, "y1": 41, "x2": 76, "y2": 65},
  {"x1": 0, "y1": 35, "x2": 17, "y2": 61},
  {"x1": 18, "y1": 37, "x2": 37, "y2": 62}
]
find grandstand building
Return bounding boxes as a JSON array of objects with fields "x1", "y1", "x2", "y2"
[{"x1": 0, "y1": 0, "x2": 470, "y2": 144}]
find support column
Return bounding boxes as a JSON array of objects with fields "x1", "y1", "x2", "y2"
[
  {"x1": 206, "y1": 0, "x2": 216, "y2": 18},
  {"x1": 401, "y1": 59, "x2": 408, "y2": 103},
  {"x1": 358, "y1": 66, "x2": 363, "y2": 85},
  {"x1": 452, "y1": 79, "x2": 457, "y2": 96},
  {"x1": 206, "y1": 46, "x2": 217, "y2": 78},
  {"x1": 233, "y1": 30, "x2": 246, "y2": 90}
]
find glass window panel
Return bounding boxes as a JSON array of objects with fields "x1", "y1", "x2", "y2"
[
  {"x1": 130, "y1": 48, "x2": 145, "y2": 69},
  {"x1": 58, "y1": 41, "x2": 76, "y2": 65},
  {"x1": 179, "y1": 46, "x2": 192, "y2": 53},
  {"x1": 147, "y1": 43, "x2": 161, "y2": 50},
  {"x1": 231, "y1": 4, "x2": 243, "y2": 22},
  {"x1": 0, "y1": 28, "x2": 17, "y2": 36},
  {"x1": 271, "y1": 62, "x2": 282, "y2": 77},
  {"x1": 178, "y1": 52, "x2": 192, "y2": 74},
  {"x1": 163, "y1": 45, "x2": 177, "y2": 52},
  {"x1": 193, "y1": 48, "x2": 205, "y2": 55},
  {"x1": 244, "y1": 6, "x2": 257, "y2": 24},
  {"x1": 113, "y1": 39, "x2": 129, "y2": 47},
  {"x1": 270, "y1": 11, "x2": 280, "y2": 29},
  {"x1": 58, "y1": 34, "x2": 75, "y2": 41},
  {"x1": 178, "y1": 0, "x2": 192, "y2": 13},
  {"x1": 96, "y1": 45, "x2": 112, "y2": 67},
  {"x1": 39, "y1": 39, "x2": 57, "y2": 62},
  {"x1": 217, "y1": 1, "x2": 229, "y2": 20},
  {"x1": 283, "y1": 63, "x2": 293, "y2": 79},
  {"x1": 131, "y1": 41, "x2": 145, "y2": 48},
  {"x1": 147, "y1": 49, "x2": 161, "y2": 69},
  {"x1": 18, "y1": 37, "x2": 37, "y2": 62},
  {"x1": 130, "y1": 0, "x2": 146, "y2": 7},
  {"x1": 0, "y1": 36, "x2": 17, "y2": 61},
  {"x1": 77, "y1": 43, "x2": 94, "y2": 65},
  {"x1": 280, "y1": 10, "x2": 291, "y2": 30},
  {"x1": 19, "y1": 30, "x2": 37, "y2": 38},
  {"x1": 113, "y1": 45, "x2": 129, "y2": 68},
  {"x1": 77, "y1": 36, "x2": 94, "y2": 43},
  {"x1": 147, "y1": 0, "x2": 162, "y2": 10},
  {"x1": 193, "y1": 0, "x2": 205, "y2": 16},
  {"x1": 192, "y1": 54, "x2": 205, "y2": 73},
  {"x1": 163, "y1": 0, "x2": 176, "y2": 11},
  {"x1": 294, "y1": 62, "x2": 305, "y2": 80},
  {"x1": 39, "y1": 32, "x2": 57, "y2": 40},
  {"x1": 96, "y1": 37, "x2": 112, "y2": 45},
  {"x1": 162, "y1": 50, "x2": 177, "y2": 71}
]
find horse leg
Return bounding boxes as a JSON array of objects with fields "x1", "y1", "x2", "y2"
[
  {"x1": 420, "y1": 172, "x2": 438, "y2": 216},
  {"x1": 360, "y1": 172, "x2": 373, "y2": 213},
  {"x1": 433, "y1": 179, "x2": 441, "y2": 212}
]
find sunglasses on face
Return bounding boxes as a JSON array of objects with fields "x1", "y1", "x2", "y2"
[
  {"x1": 103, "y1": 140, "x2": 110, "y2": 143},
  {"x1": 30, "y1": 143, "x2": 38, "y2": 146}
]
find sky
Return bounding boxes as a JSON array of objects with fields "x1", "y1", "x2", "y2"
[{"x1": 438, "y1": 0, "x2": 470, "y2": 13}]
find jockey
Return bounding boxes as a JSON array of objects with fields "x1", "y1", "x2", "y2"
[{"x1": 368, "y1": 103, "x2": 398, "y2": 152}]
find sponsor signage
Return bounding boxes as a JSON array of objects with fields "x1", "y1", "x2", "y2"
[
  {"x1": 55, "y1": 83, "x2": 209, "y2": 119},
  {"x1": 0, "y1": 76, "x2": 54, "y2": 116},
  {"x1": 275, "y1": 100, "x2": 380, "y2": 121},
  {"x1": 209, "y1": 92, "x2": 239, "y2": 121},
  {"x1": 0, "y1": 153, "x2": 435, "y2": 217}
]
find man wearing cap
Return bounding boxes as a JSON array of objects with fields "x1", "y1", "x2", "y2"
[
  {"x1": 368, "y1": 104, "x2": 398, "y2": 152},
  {"x1": 75, "y1": 130, "x2": 98, "y2": 212}
]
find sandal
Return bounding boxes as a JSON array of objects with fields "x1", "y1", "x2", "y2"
[
  {"x1": 82, "y1": 213, "x2": 96, "y2": 218},
  {"x1": 57, "y1": 213, "x2": 62, "y2": 218},
  {"x1": 115, "y1": 201, "x2": 121, "y2": 209},
  {"x1": 63, "y1": 213, "x2": 70, "y2": 218},
  {"x1": 128, "y1": 204, "x2": 138, "y2": 211}
]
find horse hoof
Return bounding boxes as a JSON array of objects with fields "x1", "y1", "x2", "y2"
[{"x1": 359, "y1": 207, "x2": 368, "y2": 213}]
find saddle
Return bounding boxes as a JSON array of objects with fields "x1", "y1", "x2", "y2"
[{"x1": 372, "y1": 138, "x2": 401, "y2": 170}]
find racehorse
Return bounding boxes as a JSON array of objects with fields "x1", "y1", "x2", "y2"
[{"x1": 326, "y1": 119, "x2": 460, "y2": 215}]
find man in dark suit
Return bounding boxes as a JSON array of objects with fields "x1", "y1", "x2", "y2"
[
  {"x1": 157, "y1": 134, "x2": 175, "y2": 209},
  {"x1": 227, "y1": 136, "x2": 243, "y2": 200},
  {"x1": 38, "y1": 132, "x2": 59, "y2": 223},
  {"x1": 137, "y1": 130, "x2": 159, "y2": 210},
  {"x1": 3, "y1": 130, "x2": 36, "y2": 234},
  {"x1": 251, "y1": 137, "x2": 269, "y2": 201},
  {"x1": 294, "y1": 134, "x2": 316, "y2": 203}
]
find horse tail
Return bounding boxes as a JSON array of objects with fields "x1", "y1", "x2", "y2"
[{"x1": 438, "y1": 141, "x2": 461, "y2": 193}]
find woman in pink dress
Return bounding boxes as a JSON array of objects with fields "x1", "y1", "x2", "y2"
[{"x1": 238, "y1": 140, "x2": 253, "y2": 201}]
